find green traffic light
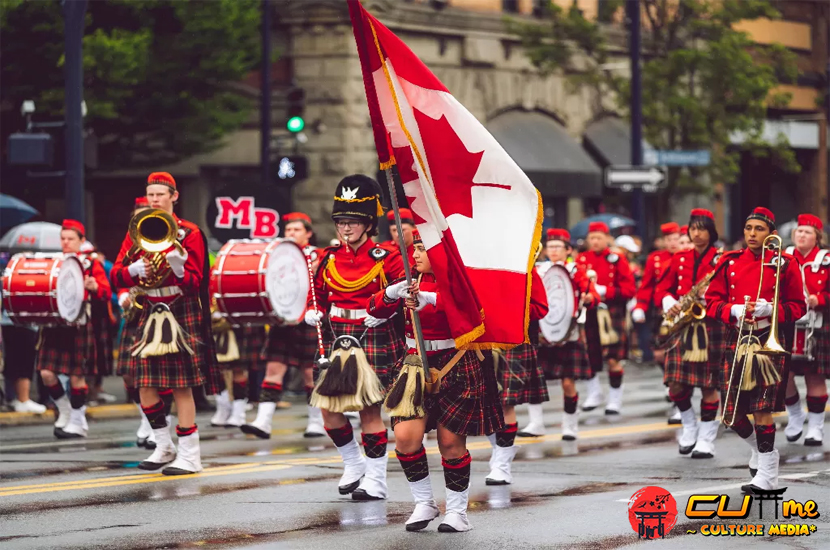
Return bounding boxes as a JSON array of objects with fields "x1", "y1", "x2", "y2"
[{"x1": 287, "y1": 116, "x2": 305, "y2": 133}]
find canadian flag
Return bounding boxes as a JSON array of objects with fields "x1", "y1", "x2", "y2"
[{"x1": 348, "y1": 0, "x2": 543, "y2": 347}]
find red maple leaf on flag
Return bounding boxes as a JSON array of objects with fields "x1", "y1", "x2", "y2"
[{"x1": 412, "y1": 110, "x2": 510, "y2": 219}]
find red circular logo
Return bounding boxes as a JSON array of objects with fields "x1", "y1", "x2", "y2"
[{"x1": 627, "y1": 486, "x2": 678, "y2": 540}]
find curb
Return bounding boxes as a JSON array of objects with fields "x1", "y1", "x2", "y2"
[{"x1": 0, "y1": 404, "x2": 138, "y2": 426}]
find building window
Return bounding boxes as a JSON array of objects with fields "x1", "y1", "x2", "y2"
[
  {"x1": 532, "y1": 0, "x2": 550, "y2": 17},
  {"x1": 503, "y1": 0, "x2": 519, "y2": 13}
]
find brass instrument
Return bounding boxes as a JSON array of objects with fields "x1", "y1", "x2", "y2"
[
  {"x1": 659, "y1": 265, "x2": 719, "y2": 339},
  {"x1": 126, "y1": 208, "x2": 185, "y2": 289},
  {"x1": 724, "y1": 234, "x2": 789, "y2": 427}
]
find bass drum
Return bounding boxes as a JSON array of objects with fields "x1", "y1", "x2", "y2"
[
  {"x1": 2, "y1": 253, "x2": 85, "y2": 326},
  {"x1": 539, "y1": 263, "x2": 577, "y2": 345},
  {"x1": 210, "y1": 239, "x2": 310, "y2": 326}
]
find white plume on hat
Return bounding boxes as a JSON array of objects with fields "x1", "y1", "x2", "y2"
[{"x1": 614, "y1": 235, "x2": 640, "y2": 253}]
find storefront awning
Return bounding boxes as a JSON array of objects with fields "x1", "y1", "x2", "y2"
[
  {"x1": 487, "y1": 110, "x2": 602, "y2": 198},
  {"x1": 582, "y1": 116, "x2": 651, "y2": 166}
]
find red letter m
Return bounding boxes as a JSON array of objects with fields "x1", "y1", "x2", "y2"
[{"x1": 215, "y1": 197, "x2": 254, "y2": 229}]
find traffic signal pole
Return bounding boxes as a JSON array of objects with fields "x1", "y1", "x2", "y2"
[
  {"x1": 64, "y1": 0, "x2": 87, "y2": 223},
  {"x1": 261, "y1": 0, "x2": 271, "y2": 186},
  {"x1": 628, "y1": 0, "x2": 646, "y2": 239}
]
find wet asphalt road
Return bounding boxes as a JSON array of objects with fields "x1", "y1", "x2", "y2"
[{"x1": 1, "y1": 364, "x2": 829, "y2": 550}]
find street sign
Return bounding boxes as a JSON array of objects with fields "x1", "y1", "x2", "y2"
[
  {"x1": 605, "y1": 165, "x2": 667, "y2": 193},
  {"x1": 643, "y1": 149, "x2": 711, "y2": 166}
]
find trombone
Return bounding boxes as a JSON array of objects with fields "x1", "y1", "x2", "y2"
[{"x1": 723, "y1": 234, "x2": 789, "y2": 427}]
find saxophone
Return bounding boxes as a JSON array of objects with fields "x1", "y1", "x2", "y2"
[{"x1": 658, "y1": 268, "x2": 717, "y2": 339}]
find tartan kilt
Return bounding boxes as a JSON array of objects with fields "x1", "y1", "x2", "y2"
[
  {"x1": 391, "y1": 349, "x2": 505, "y2": 436},
  {"x1": 663, "y1": 319, "x2": 726, "y2": 389},
  {"x1": 35, "y1": 319, "x2": 96, "y2": 377},
  {"x1": 721, "y1": 326, "x2": 787, "y2": 419},
  {"x1": 497, "y1": 344, "x2": 549, "y2": 405},
  {"x1": 127, "y1": 295, "x2": 215, "y2": 391},
  {"x1": 217, "y1": 326, "x2": 266, "y2": 370},
  {"x1": 261, "y1": 323, "x2": 319, "y2": 368},
  {"x1": 602, "y1": 303, "x2": 629, "y2": 361},
  {"x1": 539, "y1": 339, "x2": 593, "y2": 381},
  {"x1": 791, "y1": 320, "x2": 830, "y2": 377},
  {"x1": 315, "y1": 319, "x2": 404, "y2": 389},
  {"x1": 116, "y1": 316, "x2": 141, "y2": 377}
]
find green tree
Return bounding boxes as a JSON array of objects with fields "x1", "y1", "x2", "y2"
[
  {"x1": 1, "y1": 0, "x2": 261, "y2": 170},
  {"x1": 507, "y1": 0, "x2": 799, "y2": 206}
]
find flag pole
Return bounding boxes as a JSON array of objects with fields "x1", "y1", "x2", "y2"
[{"x1": 384, "y1": 168, "x2": 429, "y2": 374}]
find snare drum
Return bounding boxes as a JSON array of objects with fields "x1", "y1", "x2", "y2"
[
  {"x1": 2, "y1": 253, "x2": 85, "y2": 326},
  {"x1": 210, "y1": 239, "x2": 310, "y2": 326},
  {"x1": 792, "y1": 322, "x2": 814, "y2": 361}
]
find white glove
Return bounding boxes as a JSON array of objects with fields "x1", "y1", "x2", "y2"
[
  {"x1": 731, "y1": 304, "x2": 746, "y2": 322},
  {"x1": 385, "y1": 280, "x2": 409, "y2": 301},
  {"x1": 304, "y1": 309, "x2": 323, "y2": 327},
  {"x1": 363, "y1": 314, "x2": 388, "y2": 328},
  {"x1": 754, "y1": 299, "x2": 773, "y2": 319},
  {"x1": 631, "y1": 308, "x2": 646, "y2": 323},
  {"x1": 212, "y1": 310, "x2": 223, "y2": 321},
  {"x1": 118, "y1": 292, "x2": 131, "y2": 309},
  {"x1": 127, "y1": 259, "x2": 146, "y2": 279},
  {"x1": 415, "y1": 291, "x2": 438, "y2": 311},
  {"x1": 594, "y1": 284, "x2": 607, "y2": 298},
  {"x1": 166, "y1": 249, "x2": 188, "y2": 278},
  {"x1": 662, "y1": 295, "x2": 679, "y2": 313}
]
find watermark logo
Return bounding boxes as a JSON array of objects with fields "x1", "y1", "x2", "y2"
[{"x1": 628, "y1": 486, "x2": 678, "y2": 540}]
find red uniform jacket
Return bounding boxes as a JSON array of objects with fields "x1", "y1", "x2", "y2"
[
  {"x1": 655, "y1": 246, "x2": 720, "y2": 306},
  {"x1": 705, "y1": 248, "x2": 806, "y2": 325},
  {"x1": 311, "y1": 239, "x2": 404, "y2": 325},
  {"x1": 791, "y1": 246, "x2": 830, "y2": 310},
  {"x1": 634, "y1": 250, "x2": 673, "y2": 311},
  {"x1": 367, "y1": 272, "x2": 449, "y2": 342},
  {"x1": 111, "y1": 215, "x2": 206, "y2": 295},
  {"x1": 576, "y1": 249, "x2": 636, "y2": 305},
  {"x1": 81, "y1": 254, "x2": 112, "y2": 302}
]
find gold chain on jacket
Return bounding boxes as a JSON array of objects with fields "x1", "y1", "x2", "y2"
[{"x1": 323, "y1": 256, "x2": 387, "y2": 292}]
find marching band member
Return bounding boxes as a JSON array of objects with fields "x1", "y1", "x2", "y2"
[
  {"x1": 678, "y1": 225, "x2": 693, "y2": 251},
  {"x1": 116, "y1": 197, "x2": 174, "y2": 449},
  {"x1": 367, "y1": 229, "x2": 503, "y2": 532},
  {"x1": 37, "y1": 219, "x2": 111, "y2": 438},
  {"x1": 783, "y1": 214, "x2": 829, "y2": 446},
  {"x1": 632, "y1": 222, "x2": 681, "y2": 367},
  {"x1": 384, "y1": 208, "x2": 416, "y2": 265},
  {"x1": 305, "y1": 175, "x2": 404, "y2": 500},
  {"x1": 577, "y1": 222, "x2": 636, "y2": 414},
  {"x1": 705, "y1": 207, "x2": 806, "y2": 492},
  {"x1": 112, "y1": 172, "x2": 220, "y2": 475},
  {"x1": 655, "y1": 209, "x2": 725, "y2": 458},
  {"x1": 211, "y1": 323, "x2": 264, "y2": 428},
  {"x1": 533, "y1": 229, "x2": 599, "y2": 441},
  {"x1": 243, "y1": 212, "x2": 325, "y2": 439},
  {"x1": 485, "y1": 264, "x2": 548, "y2": 484}
]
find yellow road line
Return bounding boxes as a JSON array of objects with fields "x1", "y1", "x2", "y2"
[{"x1": 0, "y1": 465, "x2": 291, "y2": 497}]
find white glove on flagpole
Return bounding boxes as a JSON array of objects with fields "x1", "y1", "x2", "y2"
[
  {"x1": 166, "y1": 249, "x2": 188, "y2": 278},
  {"x1": 385, "y1": 280, "x2": 409, "y2": 301},
  {"x1": 415, "y1": 291, "x2": 437, "y2": 312},
  {"x1": 128, "y1": 259, "x2": 146, "y2": 279},
  {"x1": 304, "y1": 309, "x2": 323, "y2": 327}
]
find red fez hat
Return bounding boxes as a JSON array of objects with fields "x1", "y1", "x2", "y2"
[
  {"x1": 387, "y1": 208, "x2": 414, "y2": 224},
  {"x1": 660, "y1": 222, "x2": 680, "y2": 236},
  {"x1": 147, "y1": 172, "x2": 176, "y2": 190},
  {"x1": 690, "y1": 208, "x2": 714, "y2": 220},
  {"x1": 747, "y1": 206, "x2": 776, "y2": 229},
  {"x1": 546, "y1": 228, "x2": 571, "y2": 243},
  {"x1": 797, "y1": 213, "x2": 823, "y2": 232},
  {"x1": 134, "y1": 197, "x2": 149, "y2": 208},
  {"x1": 62, "y1": 219, "x2": 85, "y2": 237},
  {"x1": 680, "y1": 225, "x2": 689, "y2": 235},
  {"x1": 283, "y1": 212, "x2": 312, "y2": 225},
  {"x1": 588, "y1": 221, "x2": 610, "y2": 235}
]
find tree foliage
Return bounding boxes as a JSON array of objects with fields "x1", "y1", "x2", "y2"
[
  {"x1": 1, "y1": 0, "x2": 261, "y2": 170},
  {"x1": 507, "y1": 0, "x2": 800, "y2": 196}
]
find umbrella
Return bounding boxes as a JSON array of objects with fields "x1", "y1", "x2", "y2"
[
  {"x1": 570, "y1": 213, "x2": 637, "y2": 241},
  {"x1": 0, "y1": 194, "x2": 39, "y2": 231},
  {"x1": 0, "y1": 221, "x2": 63, "y2": 253},
  {"x1": 777, "y1": 220, "x2": 796, "y2": 248}
]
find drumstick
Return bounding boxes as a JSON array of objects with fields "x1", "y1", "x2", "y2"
[{"x1": 305, "y1": 252, "x2": 328, "y2": 365}]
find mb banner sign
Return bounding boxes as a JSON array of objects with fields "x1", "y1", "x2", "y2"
[{"x1": 206, "y1": 182, "x2": 291, "y2": 243}]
